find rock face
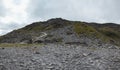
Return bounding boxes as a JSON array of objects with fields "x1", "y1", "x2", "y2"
[{"x1": 0, "y1": 44, "x2": 120, "y2": 70}]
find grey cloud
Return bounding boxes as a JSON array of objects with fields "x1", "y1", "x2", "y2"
[
  {"x1": 12, "y1": 0, "x2": 22, "y2": 5},
  {"x1": 0, "y1": 21, "x2": 28, "y2": 36},
  {"x1": 0, "y1": 0, "x2": 6, "y2": 17},
  {"x1": 97, "y1": 0, "x2": 120, "y2": 23},
  {"x1": 27, "y1": 0, "x2": 120, "y2": 23},
  {"x1": 27, "y1": 0, "x2": 74, "y2": 20},
  {"x1": 0, "y1": 22, "x2": 27, "y2": 31}
]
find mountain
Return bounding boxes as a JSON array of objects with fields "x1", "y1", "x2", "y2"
[{"x1": 0, "y1": 18, "x2": 120, "y2": 47}]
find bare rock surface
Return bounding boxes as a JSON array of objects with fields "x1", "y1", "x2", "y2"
[{"x1": 0, "y1": 44, "x2": 120, "y2": 70}]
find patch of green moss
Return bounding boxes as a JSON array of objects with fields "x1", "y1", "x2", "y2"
[
  {"x1": 73, "y1": 22, "x2": 100, "y2": 36},
  {"x1": 0, "y1": 43, "x2": 43, "y2": 47},
  {"x1": 47, "y1": 35, "x2": 53, "y2": 38},
  {"x1": 73, "y1": 22, "x2": 119, "y2": 45},
  {"x1": 99, "y1": 27, "x2": 120, "y2": 46},
  {"x1": 56, "y1": 38, "x2": 63, "y2": 42},
  {"x1": 99, "y1": 27, "x2": 120, "y2": 38},
  {"x1": 44, "y1": 25, "x2": 54, "y2": 30}
]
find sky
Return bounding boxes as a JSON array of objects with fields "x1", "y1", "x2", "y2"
[{"x1": 0, "y1": 0, "x2": 120, "y2": 35}]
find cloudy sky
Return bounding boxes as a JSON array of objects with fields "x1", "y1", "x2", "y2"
[{"x1": 0, "y1": 0, "x2": 120, "y2": 35}]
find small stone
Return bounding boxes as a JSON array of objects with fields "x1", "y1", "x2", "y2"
[
  {"x1": 83, "y1": 53, "x2": 88, "y2": 57},
  {"x1": 46, "y1": 65, "x2": 54, "y2": 69},
  {"x1": 1, "y1": 48, "x2": 5, "y2": 50},
  {"x1": 35, "y1": 51, "x2": 40, "y2": 54},
  {"x1": 0, "y1": 65, "x2": 7, "y2": 70}
]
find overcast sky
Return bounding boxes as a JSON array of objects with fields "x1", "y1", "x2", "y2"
[{"x1": 0, "y1": 0, "x2": 120, "y2": 35}]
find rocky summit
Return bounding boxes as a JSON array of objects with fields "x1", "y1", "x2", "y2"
[{"x1": 0, "y1": 18, "x2": 120, "y2": 70}]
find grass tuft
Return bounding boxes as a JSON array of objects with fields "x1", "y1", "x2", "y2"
[{"x1": 0, "y1": 43, "x2": 43, "y2": 47}]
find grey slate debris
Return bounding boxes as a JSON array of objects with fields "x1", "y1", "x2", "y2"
[{"x1": 0, "y1": 44, "x2": 120, "y2": 70}]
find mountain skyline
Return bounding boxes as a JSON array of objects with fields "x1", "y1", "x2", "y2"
[{"x1": 0, "y1": 18, "x2": 120, "y2": 46}]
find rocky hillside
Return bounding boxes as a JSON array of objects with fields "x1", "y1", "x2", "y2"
[
  {"x1": 0, "y1": 18, "x2": 120, "y2": 47},
  {"x1": 0, "y1": 18, "x2": 120, "y2": 70}
]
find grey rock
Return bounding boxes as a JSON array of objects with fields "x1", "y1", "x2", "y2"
[{"x1": 0, "y1": 65, "x2": 7, "y2": 70}]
